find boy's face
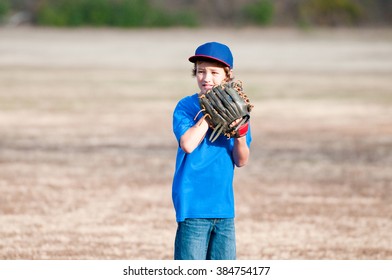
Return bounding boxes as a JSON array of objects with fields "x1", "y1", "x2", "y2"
[{"x1": 196, "y1": 61, "x2": 229, "y2": 95}]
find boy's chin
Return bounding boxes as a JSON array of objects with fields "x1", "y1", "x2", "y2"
[{"x1": 201, "y1": 86, "x2": 213, "y2": 94}]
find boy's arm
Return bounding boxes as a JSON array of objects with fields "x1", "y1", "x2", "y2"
[
  {"x1": 180, "y1": 118, "x2": 209, "y2": 154},
  {"x1": 232, "y1": 136, "x2": 250, "y2": 167}
]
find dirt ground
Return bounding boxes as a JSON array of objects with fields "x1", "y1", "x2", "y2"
[{"x1": 0, "y1": 27, "x2": 391, "y2": 260}]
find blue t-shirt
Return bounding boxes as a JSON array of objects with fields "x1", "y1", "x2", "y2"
[{"x1": 172, "y1": 93, "x2": 252, "y2": 222}]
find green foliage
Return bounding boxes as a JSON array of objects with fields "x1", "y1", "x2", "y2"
[
  {"x1": 244, "y1": 0, "x2": 275, "y2": 26},
  {"x1": 299, "y1": 0, "x2": 364, "y2": 26},
  {"x1": 36, "y1": 0, "x2": 198, "y2": 27},
  {"x1": 0, "y1": 0, "x2": 10, "y2": 22},
  {"x1": 142, "y1": 7, "x2": 198, "y2": 27}
]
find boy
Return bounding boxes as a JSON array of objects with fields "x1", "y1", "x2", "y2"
[{"x1": 172, "y1": 42, "x2": 252, "y2": 260}]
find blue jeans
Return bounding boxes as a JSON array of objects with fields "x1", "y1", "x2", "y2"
[{"x1": 174, "y1": 218, "x2": 236, "y2": 260}]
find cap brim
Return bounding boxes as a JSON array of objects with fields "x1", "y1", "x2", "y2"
[{"x1": 188, "y1": 55, "x2": 231, "y2": 68}]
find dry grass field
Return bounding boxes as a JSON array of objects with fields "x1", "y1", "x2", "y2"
[{"x1": 0, "y1": 27, "x2": 391, "y2": 260}]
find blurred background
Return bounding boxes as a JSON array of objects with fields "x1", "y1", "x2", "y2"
[
  {"x1": 0, "y1": 0, "x2": 391, "y2": 28},
  {"x1": 0, "y1": 0, "x2": 391, "y2": 260}
]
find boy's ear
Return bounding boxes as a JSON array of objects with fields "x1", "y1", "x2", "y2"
[{"x1": 226, "y1": 69, "x2": 234, "y2": 81}]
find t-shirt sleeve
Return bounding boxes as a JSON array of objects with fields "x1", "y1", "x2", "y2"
[
  {"x1": 173, "y1": 97, "x2": 197, "y2": 143},
  {"x1": 246, "y1": 123, "x2": 253, "y2": 147}
]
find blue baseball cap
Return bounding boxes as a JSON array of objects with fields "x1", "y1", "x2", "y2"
[{"x1": 189, "y1": 42, "x2": 233, "y2": 69}]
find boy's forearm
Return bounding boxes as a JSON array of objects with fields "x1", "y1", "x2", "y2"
[
  {"x1": 233, "y1": 137, "x2": 250, "y2": 167},
  {"x1": 180, "y1": 118, "x2": 209, "y2": 154}
]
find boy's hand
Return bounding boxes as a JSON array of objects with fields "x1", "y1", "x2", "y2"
[{"x1": 230, "y1": 118, "x2": 249, "y2": 138}]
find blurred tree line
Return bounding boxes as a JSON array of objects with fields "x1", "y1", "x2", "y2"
[{"x1": 1, "y1": 0, "x2": 391, "y2": 27}]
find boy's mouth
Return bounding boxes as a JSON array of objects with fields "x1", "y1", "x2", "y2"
[{"x1": 203, "y1": 84, "x2": 213, "y2": 90}]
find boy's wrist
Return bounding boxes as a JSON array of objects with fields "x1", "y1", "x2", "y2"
[
  {"x1": 196, "y1": 117, "x2": 209, "y2": 129},
  {"x1": 234, "y1": 136, "x2": 247, "y2": 144}
]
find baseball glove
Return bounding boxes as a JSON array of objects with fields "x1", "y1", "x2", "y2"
[{"x1": 197, "y1": 81, "x2": 254, "y2": 142}]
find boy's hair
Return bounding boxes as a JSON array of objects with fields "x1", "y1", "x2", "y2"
[{"x1": 192, "y1": 59, "x2": 234, "y2": 82}]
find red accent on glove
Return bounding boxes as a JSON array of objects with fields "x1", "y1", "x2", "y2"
[{"x1": 236, "y1": 122, "x2": 249, "y2": 138}]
